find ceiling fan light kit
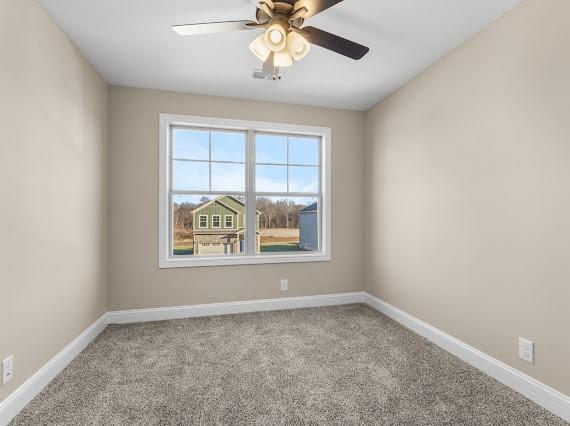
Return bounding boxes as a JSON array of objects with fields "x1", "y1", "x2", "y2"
[
  {"x1": 264, "y1": 23, "x2": 288, "y2": 51},
  {"x1": 287, "y1": 31, "x2": 311, "y2": 60},
  {"x1": 249, "y1": 34, "x2": 272, "y2": 62},
  {"x1": 173, "y1": 0, "x2": 369, "y2": 79},
  {"x1": 274, "y1": 48, "x2": 294, "y2": 67}
]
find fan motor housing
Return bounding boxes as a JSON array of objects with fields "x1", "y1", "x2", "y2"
[{"x1": 256, "y1": 2, "x2": 304, "y2": 28}]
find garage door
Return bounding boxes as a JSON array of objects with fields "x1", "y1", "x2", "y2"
[{"x1": 197, "y1": 243, "x2": 225, "y2": 255}]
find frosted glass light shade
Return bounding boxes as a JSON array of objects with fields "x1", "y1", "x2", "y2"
[
  {"x1": 249, "y1": 34, "x2": 271, "y2": 62},
  {"x1": 287, "y1": 31, "x2": 311, "y2": 61},
  {"x1": 264, "y1": 24, "x2": 287, "y2": 52},
  {"x1": 274, "y1": 48, "x2": 293, "y2": 67}
]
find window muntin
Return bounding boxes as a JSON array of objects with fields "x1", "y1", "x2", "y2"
[
  {"x1": 255, "y1": 133, "x2": 320, "y2": 194},
  {"x1": 172, "y1": 128, "x2": 246, "y2": 193},
  {"x1": 254, "y1": 133, "x2": 321, "y2": 255},
  {"x1": 160, "y1": 114, "x2": 330, "y2": 268},
  {"x1": 170, "y1": 127, "x2": 248, "y2": 258}
]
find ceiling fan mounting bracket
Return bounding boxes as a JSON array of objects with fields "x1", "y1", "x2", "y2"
[
  {"x1": 272, "y1": 2, "x2": 294, "y2": 14},
  {"x1": 256, "y1": 2, "x2": 305, "y2": 30}
]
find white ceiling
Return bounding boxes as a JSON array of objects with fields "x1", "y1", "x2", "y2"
[{"x1": 39, "y1": 0, "x2": 520, "y2": 110}]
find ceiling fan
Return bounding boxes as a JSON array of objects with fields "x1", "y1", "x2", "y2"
[{"x1": 172, "y1": 0, "x2": 369, "y2": 80}]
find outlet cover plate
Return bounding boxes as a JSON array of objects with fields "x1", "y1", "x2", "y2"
[
  {"x1": 519, "y1": 338, "x2": 534, "y2": 364},
  {"x1": 2, "y1": 355, "x2": 14, "y2": 385}
]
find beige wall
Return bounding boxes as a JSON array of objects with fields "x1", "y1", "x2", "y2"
[
  {"x1": 108, "y1": 87, "x2": 365, "y2": 310},
  {"x1": 0, "y1": 0, "x2": 108, "y2": 402},
  {"x1": 3, "y1": 0, "x2": 567, "y2": 409},
  {"x1": 364, "y1": 0, "x2": 570, "y2": 395}
]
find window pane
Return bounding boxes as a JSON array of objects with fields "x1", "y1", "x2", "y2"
[
  {"x1": 172, "y1": 194, "x2": 248, "y2": 257},
  {"x1": 172, "y1": 128, "x2": 209, "y2": 160},
  {"x1": 256, "y1": 197, "x2": 319, "y2": 253},
  {"x1": 172, "y1": 160, "x2": 209, "y2": 191},
  {"x1": 256, "y1": 165, "x2": 287, "y2": 192},
  {"x1": 211, "y1": 162, "x2": 245, "y2": 192},
  {"x1": 256, "y1": 134, "x2": 287, "y2": 164},
  {"x1": 211, "y1": 131, "x2": 245, "y2": 162},
  {"x1": 289, "y1": 166, "x2": 318, "y2": 193},
  {"x1": 289, "y1": 137, "x2": 319, "y2": 166}
]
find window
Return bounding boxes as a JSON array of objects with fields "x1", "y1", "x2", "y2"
[{"x1": 159, "y1": 114, "x2": 331, "y2": 267}]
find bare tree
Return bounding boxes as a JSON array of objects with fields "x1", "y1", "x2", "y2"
[{"x1": 256, "y1": 198, "x2": 304, "y2": 229}]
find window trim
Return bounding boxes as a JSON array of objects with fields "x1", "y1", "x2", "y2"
[
  {"x1": 224, "y1": 215, "x2": 234, "y2": 229},
  {"x1": 198, "y1": 215, "x2": 208, "y2": 229},
  {"x1": 212, "y1": 215, "x2": 221, "y2": 229},
  {"x1": 159, "y1": 113, "x2": 332, "y2": 268}
]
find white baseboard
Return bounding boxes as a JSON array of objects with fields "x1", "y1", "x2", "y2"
[
  {"x1": 2, "y1": 292, "x2": 567, "y2": 424},
  {"x1": 0, "y1": 291, "x2": 363, "y2": 424},
  {"x1": 363, "y1": 292, "x2": 570, "y2": 423},
  {"x1": 0, "y1": 314, "x2": 108, "y2": 426},
  {"x1": 107, "y1": 292, "x2": 366, "y2": 324}
]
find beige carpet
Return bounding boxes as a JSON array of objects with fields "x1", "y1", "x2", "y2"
[{"x1": 12, "y1": 305, "x2": 566, "y2": 425}]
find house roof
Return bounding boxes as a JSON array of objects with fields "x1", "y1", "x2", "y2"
[
  {"x1": 191, "y1": 195, "x2": 261, "y2": 215},
  {"x1": 300, "y1": 203, "x2": 318, "y2": 213},
  {"x1": 191, "y1": 196, "x2": 239, "y2": 214}
]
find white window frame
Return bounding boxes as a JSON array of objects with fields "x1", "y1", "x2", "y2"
[
  {"x1": 198, "y1": 215, "x2": 208, "y2": 229},
  {"x1": 159, "y1": 113, "x2": 332, "y2": 268},
  {"x1": 212, "y1": 215, "x2": 221, "y2": 229},
  {"x1": 224, "y1": 215, "x2": 234, "y2": 229}
]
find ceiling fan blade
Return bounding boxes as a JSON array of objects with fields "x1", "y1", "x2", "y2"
[
  {"x1": 172, "y1": 20, "x2": 259, "y2": 36},
  {"x1": 293, "y1": 0, "x2": 345, "y2": 19},
  {"x1": 297, "y1": 26, "x2": 369, "y2": 60}
]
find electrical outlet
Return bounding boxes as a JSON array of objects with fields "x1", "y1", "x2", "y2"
[
  {"x1": 280, "y1": 279, "x2": 288, "y2": 291},
  {"x1": 2, "y1": 355, "x2": 14, "y2": 385},
  {"x1": 519, "y1": 338, "x2": 534, "y2": 364}
]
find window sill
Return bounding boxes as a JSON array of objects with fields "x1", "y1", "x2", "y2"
[{"x1": 159, "y1": 253, "x2": 331, "y2": 269}]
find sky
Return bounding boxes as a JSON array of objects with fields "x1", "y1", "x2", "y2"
[{"x1": 172, "y1": 129, "x2": 320, "y2": 194}]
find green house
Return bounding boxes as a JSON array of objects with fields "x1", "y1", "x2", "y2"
[{"x1": 191, "y1": 196, "x2": 260, "y2": 255}]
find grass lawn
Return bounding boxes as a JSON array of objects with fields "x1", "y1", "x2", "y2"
[
  {"x1": 260, "y1": 242, "x2": 303, "y2": 252},
  {"x1": 173, "y1": 245, "x2": 193, "y2": 255},
  {"x1": 173, "y1": 242, "x2": 303, "y2": 255}
]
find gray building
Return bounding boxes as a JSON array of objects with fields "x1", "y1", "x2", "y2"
[{"x1": 299, "y1": 203, "x2": 318, "y2": 251}]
